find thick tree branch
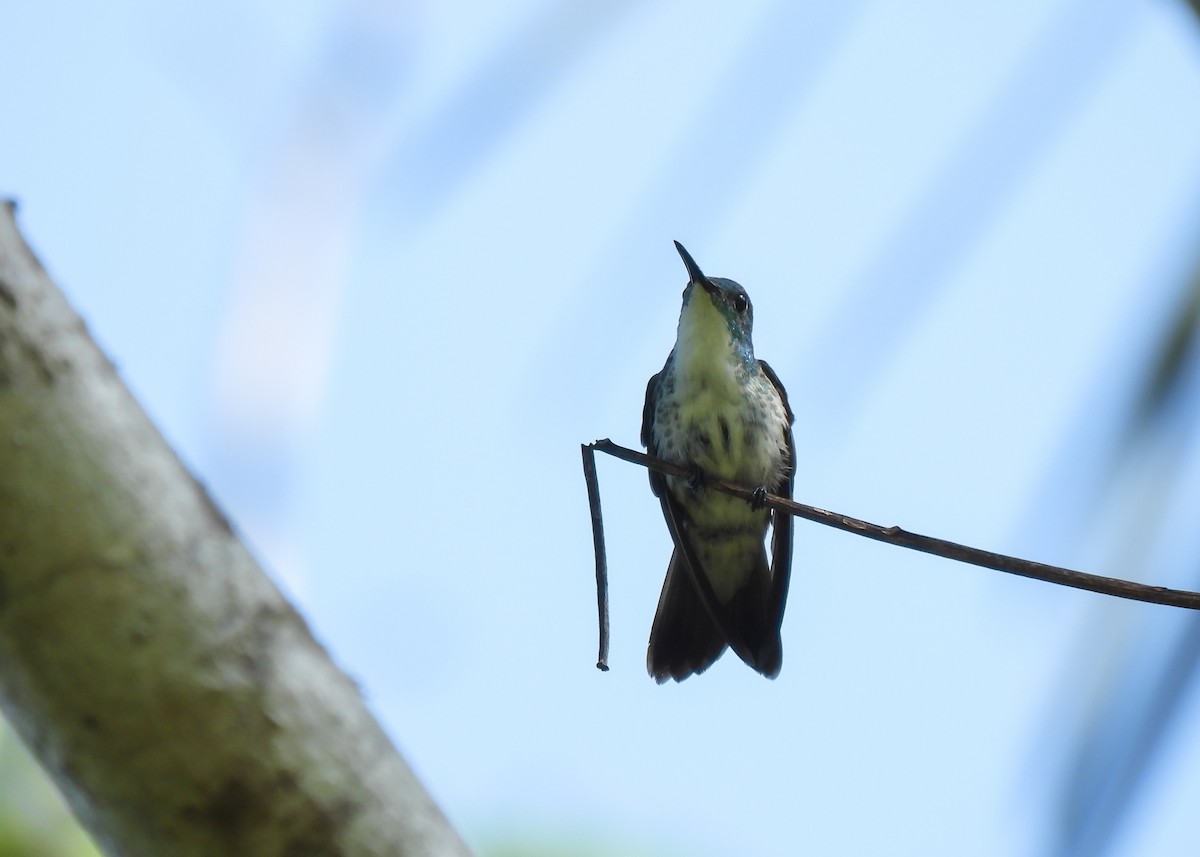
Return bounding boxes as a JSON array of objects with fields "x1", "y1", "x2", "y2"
[
  {"x1": 583, "y1": 439, "x2": 1200, "y2": 623},
  {"x1": 0, "y1": 202, "x2": 472, "y2": 857}
]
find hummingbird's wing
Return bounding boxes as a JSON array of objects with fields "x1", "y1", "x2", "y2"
[
  {"x1": 759, "y1": 359, "x2": 796, "y2": 634},
  {"x1": 645, "y1": 367, "x2": 718, "y2": 679},
  {"x1": 641, "y1": 369, "x2": 666, "y2": 498}
]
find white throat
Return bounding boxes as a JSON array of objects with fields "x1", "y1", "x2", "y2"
[{"x1": 673, "y1": 290, "x2": 738, "y2": 387}]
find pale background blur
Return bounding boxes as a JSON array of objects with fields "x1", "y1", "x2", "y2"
[{"x1": 3, "y1": 1, "x2": 1200, "y2": 855}]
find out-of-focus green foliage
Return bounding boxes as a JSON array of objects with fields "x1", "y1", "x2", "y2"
[
  {"x1": 0, "y1": 721, "x2": 99, "y2": 857},
  {"x1": 481, "y1": 828, "x2": 692, "y2": 857}
]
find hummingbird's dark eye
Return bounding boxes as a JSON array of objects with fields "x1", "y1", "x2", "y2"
[{"x1": 733, "y1": 294, "x2": 748, "y2": 314}]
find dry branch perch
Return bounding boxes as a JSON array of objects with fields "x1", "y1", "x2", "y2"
[
  {"x1": 0, "y1": 202, "x2": 471, "y2": 857},
  {"x1": 583, "y1": 439, "x2": 1200, "y2": 624}
]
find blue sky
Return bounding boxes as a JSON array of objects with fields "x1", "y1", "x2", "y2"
[{"x1": 5, "y1": 1, "x2": 1200, "y2": 855}]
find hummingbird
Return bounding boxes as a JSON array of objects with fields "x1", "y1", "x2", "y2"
[{"x1": 641, "y1": 241, "x2": 795, "y2": 682}]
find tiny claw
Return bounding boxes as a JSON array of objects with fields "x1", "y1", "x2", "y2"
[{"x1": 750, "y1": 486, "x2": 768, "y2": 510}]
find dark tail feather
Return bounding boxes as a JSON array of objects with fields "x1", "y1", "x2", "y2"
[
  {"x1": 647, "y1": 548, "x2": 782, "y2": 682},
  {"x1": 727, "y1": 554, "x2": 783, "y2": 678},
  {"x1": 647, "y1": 550, "x2": 727, "y2": 683}
]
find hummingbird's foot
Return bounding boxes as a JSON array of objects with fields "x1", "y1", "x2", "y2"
[
  {"x1": 687, "y1": 465, "x2": 707, "y2": 492},
  {"x1": 750, "y1": 486, "x2": 768, "y2": 510}
]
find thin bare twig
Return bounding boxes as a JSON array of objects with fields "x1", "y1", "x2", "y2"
[
  {"x1": 583, "y1": 438, "x2": 1200, "y2": 615},
  {"x1": 581, "y1": 444, "x2": 610, "y2": 670}
]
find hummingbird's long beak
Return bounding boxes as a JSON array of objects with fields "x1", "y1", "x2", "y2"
[
  {"x1": 675, "y1": 241, "x2": 721, "y2": 298},
  {"x1": 674, "y1": 241, "x2": 706, "y2": 284}
]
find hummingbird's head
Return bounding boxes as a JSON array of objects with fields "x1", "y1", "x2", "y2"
[{"x1": 674, "y1": 241, "x2": 755, "y2": 352}]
